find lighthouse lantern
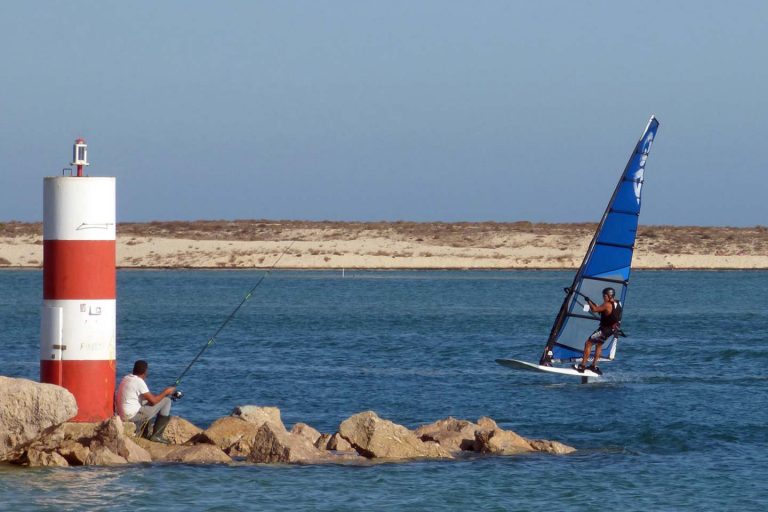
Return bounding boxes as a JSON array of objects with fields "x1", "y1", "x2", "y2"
[
  {"x1": 72, "y1": 138, "x2": 88, "y2": 167},
  {"x1": 71, "y1": 138, "x2": 89, "y2": 177}
]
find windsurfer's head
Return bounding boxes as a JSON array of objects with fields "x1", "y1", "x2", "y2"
[{"x1": 602, "y1": 287, "x2": 615, "y2": 299}]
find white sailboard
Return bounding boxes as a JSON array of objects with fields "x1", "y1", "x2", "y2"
[
  {"x1": 497, "y1": 116, "x2": 660, "y2": 380},
  {"x1": 495, "y1": 358, "x2": 602, "y2": 378}
]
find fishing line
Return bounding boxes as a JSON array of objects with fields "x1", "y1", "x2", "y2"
[{"x1": 172, "y1": 240, "x2": 296, "y2": 387}]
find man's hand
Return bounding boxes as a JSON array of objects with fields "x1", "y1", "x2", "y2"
[
  {"x1": 163, "y1": 386, "x2": 176, "y2": 397},
  {"x1": 584, "y1": 296, "x2": 592, "y2": 304}
]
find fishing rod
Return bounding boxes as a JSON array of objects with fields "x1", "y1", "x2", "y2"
[{"x1": 171, "y1": 240, "x2": 296, "y2": 390}]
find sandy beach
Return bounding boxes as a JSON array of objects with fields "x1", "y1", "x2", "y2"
[{"x1": 1, "y1": 220, "x2": 766, "y2": 270}]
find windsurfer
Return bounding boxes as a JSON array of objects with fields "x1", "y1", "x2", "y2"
[{"x1": 574, "y1": 288, "x2": 621, "y2": 375}]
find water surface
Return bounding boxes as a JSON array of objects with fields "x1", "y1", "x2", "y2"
[{"x1": 1, "y1": 270, "x2": 766, "y2": 510}]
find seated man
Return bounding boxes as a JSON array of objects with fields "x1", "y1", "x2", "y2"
[{"x1": 116, "y1": 359, "x2": 176, "y2": 443}]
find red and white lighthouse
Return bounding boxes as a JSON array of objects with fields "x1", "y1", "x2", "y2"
[{"x1": 41, "y1": 138, "x2": 116, "y2": 422}]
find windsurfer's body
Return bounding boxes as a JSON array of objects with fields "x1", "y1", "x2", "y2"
[{"x1": 574, "y1": 288, "x2": 621, "y2": 375}]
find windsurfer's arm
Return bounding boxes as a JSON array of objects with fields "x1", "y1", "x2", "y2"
[{"x1": 589, "y1": 300, "x2": 612, "y2": 313}]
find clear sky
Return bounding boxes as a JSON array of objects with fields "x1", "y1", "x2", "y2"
[{"x1": 1, "y1": 1, "x2": 766, "y2": 226}]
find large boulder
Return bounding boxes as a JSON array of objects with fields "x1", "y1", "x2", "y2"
[
  {"x1": 160, "y1": 444, "x2": 232, "y2": 464},
  {"x1": 0, "y1": 376, "x2": 78, "y2": 461},
  {"x1": 57, "y1": 439, "x2": 91, "y2": 466},
  {"x1": 23, "y1": 447, "x2": 70, "y2": 467},
  {"x1": 477, "y1": 417, "x2": 498, "y2": 430},
  {"x1": 529, "y1": 439, "x2": 576, "y2": 455},
  {"x1": 290, "y1": 423, "x2": 322, "y2": 446},
  {"x1": 474, "y1": 428, "x2": 534, "y2": 455},
  {"x1": 414, "y1": 417, "x2": 480, "y2": 453},
  {"x1": 133, "y1": 437, "x2": 177, "y2": 460},
  {"x1": 231, "y1": 405, "x2": 285, "y2": 431},
  {"x1": 164, "y1": 416, "x2": 203, "y2": 445},
  {"x1": 314, "y1": 432, "x2": 359, "y2": 457},
  {"x1": 248, "y1": 422, "x2": 330, "y2": 464},
  {"x1": 89, "y1": 416, "x2": 152, "y2": 463},
  {"x1": 193, "y1": 416, "x2": 261, "y2": 457},
  {"x1": 9, "y1": 422, "x2": 91, "y2": 466},
  {"x1": 314, "y1": 433, "x2": 332, "y2": 450},
  {"x1": 85, "y1": 446, "x2": 128, "y2": 465},
  {"x1": 339, "y1": 411, "x2": 452, "y2": 460},
  {"x1": 11, "y1": 416, "x2": 155, "y2": 467},
  {"x1": 327, "y1": 432, "x2": 355, "y2": 452},
  {"x1": 131, "y1": 437, "x2": 232, "y2": 464}
]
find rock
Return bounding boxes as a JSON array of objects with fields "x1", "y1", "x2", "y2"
[
  {"x1": 314, "y1": 432, "x2": 355, "y2": 452},
  {"x1": 339, "y1": 411, "x2": 452, "y2": 460},
  {"x1": 85, "y1": 446, "x2": 128, "y2": 465},
  {"x1": 133, "y1": 437, "x2": 177, "y2": 460},
  {"x1": 231, "y1": 405, "x2": 285, "y2": 431},
  {"x1": 0, "y1": 376, "x2": 78, "y2": 461},
  {"x1": 529, "y1": 439, "x2": 576, "y2": 455},
  {"x1": 290, "y1": 423, "x2": 321, "y2": 445},
  {"x1": 57, "y1": 440, "x2": 91, "y2": 466},
  {"x1": 90, "y1": 416, "x2": 151, "y2": 463},
  {"x1": 477, "y1": 417, "x2": 498, "y2": 430},
  {"x1": 327, "y1": 433, "x2": 354, "y2": 452},
  {"x1": 164, "y1": 416, "x2": 203, "y2": 445},
  {"x1": 160, "y1": 444, "x2": 232, "y2": 464},
  {"x1": 133, "y1": 436, "x2": 232, "y2": 464},
  {"x1": 123, "y1": 421, "x2": 137, "y2": 438},
  {"x1": 414, "y1": 417, "x2": 479, "y2": 453},
  {"x1": 193, "y1": 416, "x2": 261, "y2": 457},
  {"x1": 314, "y1": 433, "x2": 332, "y2": 450},
  {"x1": 474, "y1": 428, "x2": 533, "y2": 455},
  {"x1": 60, "y1": 422, "x2": 100, "y2": 442},
  {"x1": 248, "y1": 422, "x2": 330, "y2": 464},
  {"x1": 25, "y1": 447, "x2": 69, "y2": 467}
]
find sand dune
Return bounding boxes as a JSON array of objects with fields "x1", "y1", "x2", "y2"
[{"x1": 1, "y1": 220, "x2": 766, "y2": 269}]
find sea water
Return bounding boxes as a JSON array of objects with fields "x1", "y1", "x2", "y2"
[{"x1": 0, "y1": 270, "x2": 766, "y2": 511}]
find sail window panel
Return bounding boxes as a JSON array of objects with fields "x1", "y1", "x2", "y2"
[
  {"x1": 597, "y1": 212, "x2": 639, "y2": 247},
  {"x1": 554, "y1": 315, "x2": 600, "y2": 354},
  {"x1": 584, "y1": 245, "x2": 633, "y2": 278},
  {"x1": 577, "y1": 278, "x2": 627, "y2": 304}
]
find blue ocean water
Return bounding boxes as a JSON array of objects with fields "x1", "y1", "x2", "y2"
[{"x1": 1, "y1": 269, "x2": 766, "y2": 511}]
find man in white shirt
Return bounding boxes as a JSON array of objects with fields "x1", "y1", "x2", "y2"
[{"x1": 116, "y1": 360, "x2": 176, "y2": 444}]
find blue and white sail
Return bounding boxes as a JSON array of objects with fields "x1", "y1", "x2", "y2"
[{"x1": 540, "y1": 116, "x2": 660, "y2": 364}]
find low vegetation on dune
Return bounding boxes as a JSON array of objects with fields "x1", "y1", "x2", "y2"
[
  {"x1": 1, "y1": 221, "x2": 767, "y2": 268},
  {"x1": 89, "y1": 220, "x2": 768, "y2": 255}
]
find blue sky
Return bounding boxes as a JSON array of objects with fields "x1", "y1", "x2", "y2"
[{"x1": 1, "y1": 1, "x2": 766, "y2": 226}]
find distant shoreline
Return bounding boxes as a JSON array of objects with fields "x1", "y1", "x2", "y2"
[{"x1": 1, "y1": 220, "x2": 766, "y2": 270}]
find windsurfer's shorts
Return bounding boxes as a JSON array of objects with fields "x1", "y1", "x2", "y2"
[{"x1": 589, "y1": 326, "x2": 615, "y2": 343}]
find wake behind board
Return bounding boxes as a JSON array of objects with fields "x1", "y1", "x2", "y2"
[{"x1": 495, "y1": 359, "x2": 601, "y2": 378}]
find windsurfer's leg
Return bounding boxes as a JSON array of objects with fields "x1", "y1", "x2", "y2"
[
  {"x1": 581, "y1": 340, "x2": 592, "y2": 367},
  {"x1": 593, "y1": 342, "x2": 604, "y2": 365}
]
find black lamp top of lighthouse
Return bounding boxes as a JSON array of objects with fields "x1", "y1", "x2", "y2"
[{"x1": 71, "y1": 138, "x2": 89, "y2": 177}]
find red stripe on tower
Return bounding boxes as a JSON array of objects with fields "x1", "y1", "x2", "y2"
[
  {"x1": 43, "y1": 240, "x2": 116, "y2": 299},
  {"x1": 41, "y1": 139, "x2": 117, "y2": 422}
]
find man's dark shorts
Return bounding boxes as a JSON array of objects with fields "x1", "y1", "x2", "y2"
[{"x1": 589, "y1": 325, "x2": 615, "y2": 343}]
